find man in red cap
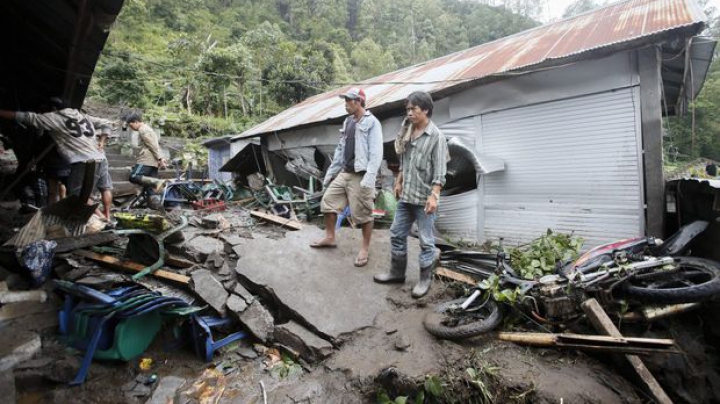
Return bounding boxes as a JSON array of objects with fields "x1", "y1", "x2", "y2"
[{"x1": 310, "y1": 87, "x2": 384, "y2": 267}]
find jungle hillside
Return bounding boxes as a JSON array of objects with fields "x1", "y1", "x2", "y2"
[{"x1": 87, "y1": 0, "x2": 720, "y2": 164}]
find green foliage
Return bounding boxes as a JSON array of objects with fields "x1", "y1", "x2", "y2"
[
  {"x1": 88, "y1": 0, "x2": 539, "y2": 137},
  {"x1": 269, "y1": 352, "x2": 302, "y2": 379},
  {"x1": 509, "y1": 230, "x2": 584, "y2": 280},
  {"x1": 478, "y1": 230, "x2": 584, "y2": 304}
]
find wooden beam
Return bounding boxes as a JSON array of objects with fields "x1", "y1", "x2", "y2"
[
  {"x1": 73, "y1": 250, "x2": 190, "y2": 285},
  {"x1": 638, "y1": 46, "x2": 665, "y2": 237},
  {"x1": 497, "y1": 332, "x2": 678, "y2": 355},
  {"x1": 581, "y1": 298, "x2": 673, "y2": 404},
  {"x1": 250, "y1": 210, "x2": 302, "y2": 230},
  {"x1": 436, "y1": 267, "x2": 477, "y2": 285}
]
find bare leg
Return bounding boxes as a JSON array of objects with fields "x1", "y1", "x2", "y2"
[
  {"x1": 101, "y1": 189, "x2": 112, "y2": 219},
  {"x1": 59, "y1": 183, "x2": 67, "y2": 200},
  {"x1": 47, "y1": 179, "x2": 60, "y2": 204},
  {"x1": 357, "y1": 221, "x2": 373, "y2": 262},
  {"x1": 311, "y1": 212, "x2": 337, "y2": 246}
]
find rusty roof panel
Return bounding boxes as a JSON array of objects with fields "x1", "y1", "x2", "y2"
[{"x1": 240, "y1": 0, "x2": 706, "y2": 138}]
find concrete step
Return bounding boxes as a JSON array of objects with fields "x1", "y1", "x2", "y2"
[
  {"x1": 109, "y1": 166, "x2": 180, "y2": 182},
  {"x1": 106, "y1": 155, "x2": 136, "y2": 167},
  {"x1": 112, "y1": 181, "x2": 140, "y2": 197}
]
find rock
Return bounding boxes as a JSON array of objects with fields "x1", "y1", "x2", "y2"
[
  {"x1": 222, "y1": 279, "x2": 237, "y2": 291},
  {"x1": 146, "y1": 376, "x2": 186, "y2": 404},
  {"x1": 185, "y1": 236, "x2": 223, "y2": 263},
  {"x1": 46, "y1": 357, "x2": 81, "y2": 383},
  {"x1": 220, "y1": 234, "x2": 244, "y2": 246},
  {"x1": 191, "y1": 270, "x2": 228, "y2": 315},
  {"x1": 233, "y1": 284, "x2": 255, "y2": 304},
  {"x1": 274, "y1": 321, "x2": 334, "y2": 362},
  {"x1": 394, "y1": 334, "x2": 411, "y2": 351},
  {"x1": 0, "y1": 330, "x2": 41, "y2": 371},
  {"x1": 236, "y1": 345, "x2": 259, "y2": 360},
  {"x1": 0, "y1": 370, "x2": 15, "y2": 404},
  {"x1": 238, "y1": 230, "x2": 254, "y2": 239},
  {"x1": 232, "y1": 245, "x2": 243, "y2": 257},
  {"x1": 201, "y1": 214, "x2": 222, "y2": 229},
  {"x1": 206, "y1": 251, "x2": 224, "y2": 269},
  {"x1": 238, "y1": 300, "x2": 274, "y2": 343},
  {"x1": 218, "y1": 261, "x2": 231, "y2": 276},
  {"x1": 226, "y1": 294, "x2": 248, "y2": 314}
]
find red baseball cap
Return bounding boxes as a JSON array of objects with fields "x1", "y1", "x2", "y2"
[{"x1": 339, "y1": 87, "x2": 366, "y2": 103}]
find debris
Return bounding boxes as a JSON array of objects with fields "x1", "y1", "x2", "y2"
[
  {"x1": 0, "y1": 330, "x2": 41, "y2": 371},
  {"x1": 185, "y1": 236, "x2": 224, "y2": 263},
  {"x1": 17, "y1": 239, "x2": 57, "y2": 286},
  {"x1": 226, "y1": 294, "x2": 248, "y2": 314},
  {"x1": 0, "y1": 282, "x2": 47, "y2": 304},
  {"x1": 581, "y1": 298, "x2": 673, "y2": 404},
  {"x1": 219, "y1": 234, "x2": 245, "y2": 246},
  {"x1": 192, "y1": 270, "x2": 229, "y2": 315},
  {"x1": 139, "y1": 358, "x2": 153, "y2": 371},
  {"x1": 206, "y1": 251, "x2": 224, "y2": 269},
  {"x1": 274, "y1": 321, "x2": 334, "y2": 362},
  {"x1": 250, "y1": 210, "x2": 302, "y2": 231},
  {"x1": 0, "y1": 370, "x2": 15, "y2": 404},
  {"x1": 232, "y1": 284, "x2": 255, "y2": 304},
  {"x1": 146, "y1": 376, "x2": 186, "y2": 404},
  {"x1": 235, "y1": 344, "x2": 259, "y2": 360},
  {"x1": 497, "y1": 332, "x2": 679, "y2": 355},
  {"x1": 53, "y1": 231, "x2": 119, "y2": 253},
  {"x1": 435, "y1": 267, "x2": 477, "y2": 285},
  {"x1": 217, "y1": 261, "x2": 231, "y2": 276},
  {"x1": 182, "y1": 368, "x2": 225, "y2": 404},
  {"x1": 74, "y1": 250, "x2": 190, "y2": 285},
  {"x1": 238, "y1": 300, "x2": 275, "y2": 343}
]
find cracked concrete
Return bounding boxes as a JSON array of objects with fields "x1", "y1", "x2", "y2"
[{"x1": 235, "y1": 227, "x2": 422, "y2": 343}]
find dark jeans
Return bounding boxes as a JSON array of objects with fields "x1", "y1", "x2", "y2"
[
  {"x1": 390, "y1": 201, "x2": 437, "y2": 268},
  {"x1": 129, "y1": 164, "x2": 159, "y2": 195}
]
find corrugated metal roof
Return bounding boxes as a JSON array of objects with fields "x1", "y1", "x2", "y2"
[{"x1": 240, "y1": 0, "x2": 706, "y2": 138}]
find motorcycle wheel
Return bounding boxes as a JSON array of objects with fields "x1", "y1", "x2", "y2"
[
  {"x1": 423, "y1": 296, "x2": 503, "y2": 340},
  {"x1": 621, "y1": 257, "x2": 720, "y2": 304}
]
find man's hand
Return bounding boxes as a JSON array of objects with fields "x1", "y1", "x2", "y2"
[
  {"x1": 394, "y1": 181, "x2": 402, "y2": 199},
  {"x1": 158, "y1": 158, "x2": 168, "y2": 169},
  {"x1": 424, "y1": 194, "x2": 438, "y2": 215}
]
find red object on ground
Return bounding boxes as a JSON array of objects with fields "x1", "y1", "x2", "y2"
[{"x1": 192, "y1": 199, "x2": 226, "y2": 212}]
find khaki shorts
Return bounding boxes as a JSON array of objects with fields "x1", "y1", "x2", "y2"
[{"x1": 321, "y1": 172, "x2": 375, "y2": 225}]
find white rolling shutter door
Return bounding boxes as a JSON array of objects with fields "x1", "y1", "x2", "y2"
[{"x1": 480, "y1": 88, "x2": 644, "y2": 248}]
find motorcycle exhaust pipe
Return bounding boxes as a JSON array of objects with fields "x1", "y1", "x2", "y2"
[{"x1": 622, "y1": 302, "x2": 700, "y2": 322}]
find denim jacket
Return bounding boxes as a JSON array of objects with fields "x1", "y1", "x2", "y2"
[{"x1": 324, "y1": 111, "x2": 384, "y2": 188}]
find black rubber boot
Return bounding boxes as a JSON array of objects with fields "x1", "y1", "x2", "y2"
[
  {"x1": 374, "y1": 255, "x2": 407, "y2": 284},
  {"x1": 411, "y1": 262, "x2": 434, "y2": 298}
]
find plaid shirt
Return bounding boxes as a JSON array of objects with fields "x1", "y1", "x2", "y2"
[{"x1": 399, "y1": 120, "x2": 447, "y2": 205}]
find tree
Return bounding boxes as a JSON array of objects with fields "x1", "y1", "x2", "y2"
[
  {"x1": 351, "y1": 38, "x2": 397, "y2": 79},
  {"x1": 562, "y1": 0, "x2": 602, "y2": 19}
]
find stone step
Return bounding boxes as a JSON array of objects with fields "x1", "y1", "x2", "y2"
[
  {"x1": 112, "y1": 181, "x2": 140, "y2": 197},
  {"x1": 109, "y1": 166, "x2": 181, "y2": 182},
  {"x1": 106, "y1": 155, "x2": 136, "y2": 167}
]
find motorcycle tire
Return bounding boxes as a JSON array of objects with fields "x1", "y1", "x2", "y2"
[
  {"x1": 423, "y1": 297, "x2": 503, "y2": 340},
  {"x1": 621, "y1": 256, "x2": 720, "y2": 304}
]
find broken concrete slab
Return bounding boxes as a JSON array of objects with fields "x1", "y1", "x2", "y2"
[
  {"x1": 218, "y1": 261, "x2": 231, "y2": 276},
  {"x1": 191, "y1": 270, "x2": 228, "y2": 315},
  {"x1": 226, "y1": 294, "x2": 248, "y2": 314},
  {"x1": 0, "y1": 330, "x2": 41, "y2": 371},
  {"x1": 235, "y1": 228, "x2": 420, "y2": 342},
  {"x1": 275, "y1": 321, "x2": 334, "y2": 362},
  {"x1": 233, "y1": 284, "x2": 255, "y2": 304},
  {"x1": 146, "y1": 376, "x2": 185, "y2": 404},
  {"x1": 206, "y1": 250, "x2": 224, "y2": 269},
  {"x1": 238, "y1": 300, "x2": 274, "y2": 343},
  {"x1": 185, "y1": 236, "x2": 223, "y2": 262}
]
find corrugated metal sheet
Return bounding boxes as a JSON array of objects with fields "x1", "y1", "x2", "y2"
[
  {"x1": 480, "y1": 88, "x2": 643, "y2": 249},
  {"x1": 240, "y1": 0, "x2": 705, "y2": 138}
]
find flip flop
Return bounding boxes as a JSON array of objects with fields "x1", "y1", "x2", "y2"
[
  {"x1": 310, "y1": 241, "x2": 337, "y2": 249},
  {"x1": 354, "y1": 255, "x2": 369, "y2": 267}
]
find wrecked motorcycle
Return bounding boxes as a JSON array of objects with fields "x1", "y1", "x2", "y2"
[{"x1": 423, "y1": 221, "x2": 720, "y2": 340}]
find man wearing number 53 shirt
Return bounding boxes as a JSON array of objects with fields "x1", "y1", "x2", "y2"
[{"x1": 0, "y1": 98, "x2": 115, "y2": 219}]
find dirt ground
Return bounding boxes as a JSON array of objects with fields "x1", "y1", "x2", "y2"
[{"x1": 2, "y1": 200, "x2": 718, "y2": 404}]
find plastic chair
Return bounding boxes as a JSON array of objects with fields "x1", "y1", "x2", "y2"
[{"x1": 190, "y1": 316, "x2": 247, "y2": 362}]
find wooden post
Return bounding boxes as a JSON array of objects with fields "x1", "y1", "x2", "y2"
[{"x1": 581, "y1": 298, "x2": 673, "y2": 404}]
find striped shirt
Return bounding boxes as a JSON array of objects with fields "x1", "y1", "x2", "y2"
[{"x1": 399, "y1": 120, "x2": 447, "y2": 205}]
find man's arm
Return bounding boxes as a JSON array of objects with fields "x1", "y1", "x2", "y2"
[
  {"x1": 424, "y1": 134, "x2": 448, "y2": 214},
  {"x1": 360, "y1": 118, "x2": 384, "y2": 189},
  {"x1": 323, "y1": 119, "x2": 348, "y2": 187}
]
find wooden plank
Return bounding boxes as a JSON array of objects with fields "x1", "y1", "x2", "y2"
[
  {"x1": 73, "y1": 250, "x2": 190, "y2": 285},
  {"x1": 581, "y1": 298, "x2": 673, "y2": 404},
  {"x1": 165, "y1": 254, "x2": 195, "y2": 269},
  {"x1": 250, "y1": 210, "x2": 302, "y2": 230},
  {"x1": 53, "y1": 231, "x2": 119, "y2": 253},
  {"x1": 436, "y1": 267, "x2": 477, "y2": 285},
  {"x1": 498, "y1": 332, "x2": 678, "y2": 355}
]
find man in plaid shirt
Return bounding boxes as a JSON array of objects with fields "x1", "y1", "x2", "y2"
[{"x1": 374, "y1": 91, "x2": 447, "y2": 298}]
